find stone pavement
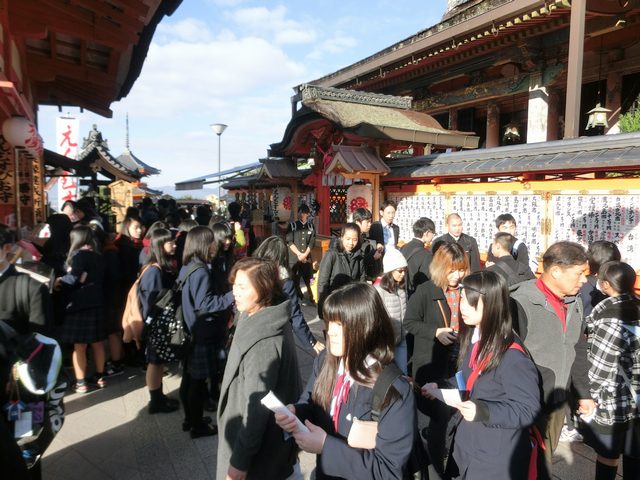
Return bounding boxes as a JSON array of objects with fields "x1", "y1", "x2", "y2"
[{"x1": 41, "y1": 303, "x2": 619, "y2": 479}]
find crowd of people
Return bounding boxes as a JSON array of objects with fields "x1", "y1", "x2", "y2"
[{"x1": 1, "y1": 195, "x2": 639, "y2": 480}]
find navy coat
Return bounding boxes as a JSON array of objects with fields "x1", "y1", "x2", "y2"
[{"x1": 452, "y1": 339, "x2": 541, "y2": 479}]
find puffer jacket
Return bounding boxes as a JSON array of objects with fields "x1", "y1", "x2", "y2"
[{"x1": 374, "y1": 284, "x2": 407, "y2": 344}]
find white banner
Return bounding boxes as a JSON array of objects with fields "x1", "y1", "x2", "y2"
[{"x1": 54, "y1": 117, "x2": 80, "y2": 210}]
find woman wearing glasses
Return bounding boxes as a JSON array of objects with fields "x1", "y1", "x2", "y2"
[{"x1": 424, "y1": 271, "x2": 541, "y2": 479}]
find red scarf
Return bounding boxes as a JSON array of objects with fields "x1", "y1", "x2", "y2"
[{"x1": 330, "y1": 367, "x2": 352, "y2": 431}]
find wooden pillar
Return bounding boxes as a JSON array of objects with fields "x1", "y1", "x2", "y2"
[
  {"x1": 564, "y1": 1, "x2": 586, "y2": 139},
  {"x1": 449, "y1": 108, "x2": 459, "y2": 130},
  {"x1": 317, "y1": 171, "x2": 330, "y2": 236},
  {"x1": 290, "y1": 179, "x2": 298, "y2": 222},
  {"x1": 606, "y1": 71, "x2": 622, "y2": 134},
  {"x1": 527, "y1": 72, "x2": 549, "y2": 143},
  {"x1": 547, "y1": 89, "x2": 561, "y2": 141},
  {"x1": 486, "y1": 102, "x2": 500, "y2": 148},
  {"x1": 372, "y1": 174, "x2": 380, "y2": 222}
]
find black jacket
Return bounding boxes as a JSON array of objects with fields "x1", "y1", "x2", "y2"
[
  {"x1": 400, "y1": 239, "x2": 432, "y2": 296},
  {"x1": 404, "y1": 280, "x2": 458, "y2": 384},
  {"x1": 59, "y1": 250, "x2": 104, "y2": 313},
  {"x1": 317, "y1": 248, "x2": 365, "y2": 318},
  {"x1": 369, "y1": 221, "x2": 400, "y2": 249},
  {"x1": 486, "y1": 255, "x2": 535, "y2": 288},
  {"x1": 435, "y1": 232, "x2": 481, "y2": 273}
]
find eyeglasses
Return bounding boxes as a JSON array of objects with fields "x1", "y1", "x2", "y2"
[{"x1": 459, "y1": 283, "x2": 485, "y2": 295}]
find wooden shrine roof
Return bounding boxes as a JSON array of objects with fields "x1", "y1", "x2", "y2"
[
  {"x1": 10, "y1": 0, "x2": 182, "y2": 117},
  {"x1": 387, "y1": 132, "x2": 640, "y2": 181},
  {"x1": 116, "y1": 148, "x2": 161, "y2": 176},
  {"x1": 270, "y1": 85, "x2": 479, "y2": 157},
  {"x1": 325, "y1": 145, "x2": 390, "y2": 176}
]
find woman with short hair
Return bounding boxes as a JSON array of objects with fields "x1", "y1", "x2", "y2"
[{"x1": 217, "y1": 257, "x2": 302, "y2": 480}]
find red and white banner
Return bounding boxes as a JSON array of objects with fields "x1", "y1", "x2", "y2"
[{"x1": 55, "y1": 117, "x2": 80, "y2": 210}]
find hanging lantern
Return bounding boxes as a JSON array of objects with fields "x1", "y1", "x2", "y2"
[
  {"x1": 271, "y1": 186, "x2": 292, "y2": 221},
  {"x1": 502, "y1": 122, "x2": 521, "y2": 143},
  {"x1": 585, "y1": 103, "x2": 612, "y2": 130},
  {"x1": 346, "y1": 184, "x2": 372, "y2": 215},
  {"x1": 1, "y1": 116, "x2": 43, "y2": 157}
]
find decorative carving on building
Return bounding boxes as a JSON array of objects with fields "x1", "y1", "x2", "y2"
[{"x1": 300, "y1": 84, "x2": 412, "y2": 109}]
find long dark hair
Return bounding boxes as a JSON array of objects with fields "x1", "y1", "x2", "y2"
[
  {"x1": 379, "y1": 271, "x2": 405, "y2": 294},
  {"x1": 182, "y1": 226, "x2": 215, "y2": 265},
  {"x1": 210, "y1": 221, "x2": 235, "y2": 266},
  {"x1": 253, "y1": 235, "x2": 288, "y2": 271},
  {"x1": 145, "y1": 228, "x2": 175, "y2": 272},
  {"x1": 457, "y1": 271, "x2": 514, "y2": 373},
  {"x1": 313, "y1": 283, "x2": 395, "y2": 409},
  {"x1": 66, "y1": 225, "x2": 98, "y2": 267},
  {"x1": 598, "y1": 261, "x2": 638, "y2": 297}
]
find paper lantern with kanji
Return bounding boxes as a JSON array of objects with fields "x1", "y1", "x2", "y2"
[
  {"x1": 347, "y1": 184, "x2": 372, "y2": 215},
  {"x1": 271, "y1": 186, "x2": 292, "y2": 221},
  {"x1": 1, "y1": 116, "x2": 43, "y2": 158}
]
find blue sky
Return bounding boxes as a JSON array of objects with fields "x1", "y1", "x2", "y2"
[{"x1": 38, "y1": 0, "x2": 449, "y2": 192}]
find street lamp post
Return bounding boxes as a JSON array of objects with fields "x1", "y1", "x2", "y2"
[{"x1": 210, "y1": 123, "x2": 227, "y2": 213}]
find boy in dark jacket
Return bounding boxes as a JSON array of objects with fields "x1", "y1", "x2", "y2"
[{"x1": 400, "y1": 217, "x2": 435, "y2": 296}]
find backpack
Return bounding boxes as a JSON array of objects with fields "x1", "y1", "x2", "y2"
[
  {"x1": 121, "y1": 264, "x2": 159, "y2": 348},
  {"x1": 372, "y1": 363, "x2": 429, "y2": 479},
  {"x1": 145, "y1": 264, "x2": 203, "y2": 362}
]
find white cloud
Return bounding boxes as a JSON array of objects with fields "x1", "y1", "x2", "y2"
[
  {"x1": 307, "y1": 34, "x2": 358, "y2": 60},
  {"x1": 229, "y1": 5, "x2": 316, "y2": 45},
  {"x1": 156, "y1": 18, "x2": 213, "y2": 43}
]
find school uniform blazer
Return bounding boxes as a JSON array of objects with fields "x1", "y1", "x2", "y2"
[
  {"x1": 435, "y1": 232, "x2": 481, "y2": 273},
  {"x1": 404, "y1": 280, "x2": 456, "y2": 384},
  {"x1": 453, "y1": 340, "x2": 541, "y2": 479},
  {"x1": 179, "y1": 260, "x2": 234, "y2": 345},
  {"x1": 400, "y1": 238, "x2": 433, "y2": 296},
  {"x1": 295, "y1": 352, "x2": 416, "y2": 480},
  {"x1": 137, "y1": 266, "x2": 176, "y2": 319},
  {"x1": 216, "y1": 300, "x2": 302, "y2": 479},
  {"x1": 59, "y1": 250, "x2": 104, "y2": 312},
  {"x1": 369, "y1": 221, "x2": 400, "y2": 250}
]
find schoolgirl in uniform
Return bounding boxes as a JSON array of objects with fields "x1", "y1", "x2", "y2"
[
  {"x1": 57, "y1": 225, "x2": 107, "y2": 393},
  {"x1": 423, "y1": 271, "x2": 541, "y2": 479},
  {"x1": 276, "y1": 282, "x2": 416, "y2": 479},
  {"x1": 583, "y1": 261, "x2": 640, "y2": 480},
  {"x1": 138, "y1": 228, "x2": 179, "y2": 414},
  {"x1": 316, "y1": 223, "x2": 365, "y2": 319},
  {"x1": 178, "y1": 226, "x2": 234, "y2": 437}
]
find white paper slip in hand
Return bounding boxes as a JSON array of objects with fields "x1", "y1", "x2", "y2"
[
  {"x1": 424, "y1": 385, "x2": 462, "y2": 407},
  {"x1": 260, "y1": 391, "x2": 310, "y2": 433}
]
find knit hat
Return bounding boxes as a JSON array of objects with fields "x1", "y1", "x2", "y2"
[{"x1": 383, "y1": 248, "x2": 407, "y2": 273}]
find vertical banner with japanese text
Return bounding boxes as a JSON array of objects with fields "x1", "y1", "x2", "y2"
[
  {"x1": 55, "y1": 116, "x2": 80, "y2": 211},
  {"x1": 0, "y1": 136, "x2": 17, "y2": 227}
]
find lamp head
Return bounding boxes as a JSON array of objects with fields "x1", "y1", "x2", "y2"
[{"x1": 210, "y1": 123, "x2": 228, "y2": 136}]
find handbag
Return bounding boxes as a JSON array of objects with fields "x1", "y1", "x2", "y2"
[{"x1": 145, "y1": 264, "x2": 202, "y2": 362}]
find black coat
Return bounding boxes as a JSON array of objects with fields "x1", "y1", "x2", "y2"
[
  {"x1": 435, "y1": 232, "x2": 481, "y2": 273},
  {"x1": 400, "y1": 238, "x2": 433, "y2": 296},
  {"x1": 0, "y1": 265, "x2": 51, "y2": 335},
  {"x1": 59, "y1": 250, "x2": 105, "y2": 312},
  {"x1": 404, "y1": 280, "x2": 457, "y2": 384},
  {"x1": 317, "y1": 248, "x2": 365, "y2": 318},
  {"x1": 486, "y1": 255, "x2": 535, "y2": 288}
]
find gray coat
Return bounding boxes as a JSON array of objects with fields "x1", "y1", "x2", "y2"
[
  {"x1": 511, "y1": 279, "x2": 589, "y2": 409},
  {"x1": 374, "y1": 284, "x2": 407, "y2": 344},
  {"x1": 216, "y1": 299, "x2": 302, "y2": 479}
]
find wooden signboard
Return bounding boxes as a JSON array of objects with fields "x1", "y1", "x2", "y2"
[{"x1": 109, "y1": 180, "x2": 133, "y2": 229}]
